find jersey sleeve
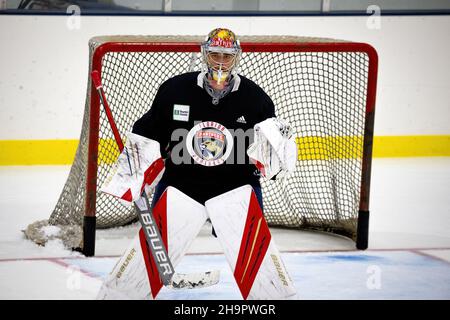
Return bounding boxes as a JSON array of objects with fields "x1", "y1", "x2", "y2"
[
  {"x1": 132, "y1": 80, "x2": 171, "y2": 156},
  {"x1": 258, "y1": 90, "x2": 276, "y2": 122},
  {"x1": 263, "y1": 95, "x2": 276, "y2": 119}
]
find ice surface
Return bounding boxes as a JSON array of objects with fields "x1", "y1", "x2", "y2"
[{"x1": 0, "y1": 158, "x2": 449, "y2": 299}]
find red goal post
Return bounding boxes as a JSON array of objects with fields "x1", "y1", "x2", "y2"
[{"x1": 37, "y1": 36, "x2": 378, "y2": 256}]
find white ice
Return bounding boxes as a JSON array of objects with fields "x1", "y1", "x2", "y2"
[{"x1": 0, "y1": 158, "x2": 449, "y2": 299}]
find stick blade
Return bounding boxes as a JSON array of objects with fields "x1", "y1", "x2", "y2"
[{"x1": 169, "y1": 270, "x2": 220, "y2": 289}]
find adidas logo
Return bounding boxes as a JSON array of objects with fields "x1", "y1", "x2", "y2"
[{"x1": 236, "y1": 116, "x2": 247, "y2": 124}]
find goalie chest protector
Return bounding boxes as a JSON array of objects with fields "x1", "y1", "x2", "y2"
[{"x1": 132, "y1": 71, "x2": 276, "y2": 202}]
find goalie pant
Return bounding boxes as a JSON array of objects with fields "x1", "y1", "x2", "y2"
[{"x1": 97, "y1": 185, "x2": 297, "y2": 300}]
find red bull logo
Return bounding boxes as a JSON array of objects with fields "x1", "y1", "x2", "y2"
[{"x1": 208, "y1": 28, "x2": 236, "y2": 49}]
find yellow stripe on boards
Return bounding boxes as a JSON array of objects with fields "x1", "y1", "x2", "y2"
[
  {"x1": 373, "y1": 136, "x2": 450, "y2": 158},
  {"x1": 0, "y1": 138, "x2": 120, "y2": 165},
  {"x1": 98, "y1": 138, "x2": 121, "y2": 165},
  {"x1": 0, "y1": 140, "x2": 79, "y2": 165},
  {"x1": 0, "y1": 135, "x2": 449, "y2": 165},
  {"x1": 296, "y1": 136, "x2": 364, "y2": 160},
  {"x1": 295, "y1": 135, "x2": 450, "y2": 160}
]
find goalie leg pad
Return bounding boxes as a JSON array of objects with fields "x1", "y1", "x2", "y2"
[
  {"x1": 97, "y1": 187, "x2": 208, "y2": 299},
  {"x1": 205, "y1": 185, "x2": 297, "y2": 300},
  {"x1": 96, "y1": 233, "x2": 153, "y2": 300}
]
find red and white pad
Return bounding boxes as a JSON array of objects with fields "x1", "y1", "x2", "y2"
[
  {"x1": 247, "y1": 117, "x2": 297, "y2": 180},
  {"x1": 205, "y1": 185, "x2": 297, "y2": 300},
  {"x1": 97, "y1": 187, "x2": 208, "y2": 299},
  {"x1": 100, "y1": 132, "x2": 165, "y2": 204}
]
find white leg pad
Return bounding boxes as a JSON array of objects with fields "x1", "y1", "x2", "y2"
[
  {"x1": 97, "y1": 186, "x2": 208, "y2": 299},
  {"x1": 205, "y1": 185, "x2": 297, "y2": 300}
]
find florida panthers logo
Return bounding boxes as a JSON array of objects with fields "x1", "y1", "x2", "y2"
[{"x1": 186, "y1": 121, "x2": 233, "y2": 166}]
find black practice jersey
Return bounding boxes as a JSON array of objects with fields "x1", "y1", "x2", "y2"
[{"x1": 132, "y1": 71, "x2": 275, "y2": 202}]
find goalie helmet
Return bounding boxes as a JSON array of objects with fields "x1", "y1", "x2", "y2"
[{"x1": 201, "y1": 28, "x2": 242, "y2": 104}]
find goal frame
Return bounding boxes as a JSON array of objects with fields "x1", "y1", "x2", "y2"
[{"x1": 81, "y1": 36, "x2": 378, "y2": 256}]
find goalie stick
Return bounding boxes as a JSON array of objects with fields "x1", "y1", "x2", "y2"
[{"x1": 91, "y1": 70, "x2": 219, "y2": 290}]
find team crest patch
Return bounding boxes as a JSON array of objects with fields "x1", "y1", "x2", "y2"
[
  {"x1": 186, "y1": 121, "x2": 233, "y2": 166},
  {"x1": 173, "y1": 104, "x2": 190, "y2": 121}
]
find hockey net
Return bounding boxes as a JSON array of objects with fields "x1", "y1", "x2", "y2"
[{"x1": 25, "y1": 35, "x2": 377, "y2": 254}]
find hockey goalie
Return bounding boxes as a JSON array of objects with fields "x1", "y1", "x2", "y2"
[{"x1": 96, "y1": 27, "x2": 298, "y2": 300}]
